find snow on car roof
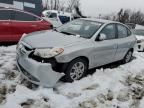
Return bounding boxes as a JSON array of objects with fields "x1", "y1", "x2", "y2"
[
  {"x1": 81, "y1": 18, "x2": 117, "y2": 24},
  {"x1": 43, "y1": 10, "x2": 72, "y2": 16}
]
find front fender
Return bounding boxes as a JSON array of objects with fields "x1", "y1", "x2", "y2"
[{"x1": 55, "y1": 46, "x2": 93, "y2": 67}]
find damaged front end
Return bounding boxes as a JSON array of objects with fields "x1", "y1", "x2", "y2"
[{"x1": 16, "y1": 43, "x2": 65, "y2": 87}]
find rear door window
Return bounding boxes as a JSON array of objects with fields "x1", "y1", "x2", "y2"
[
  {"x1": 13, "y1": 11, "x2": 40, "y2": 21},
  {"x1": 0, "y1": 10, "x2": 11, "y2": 20},
  {"x1": 117, "y1": 24, "x2": 128, "y2": 38},
  {"x1": 49, "y1": 13, "x2": 57, "y2": 18}
]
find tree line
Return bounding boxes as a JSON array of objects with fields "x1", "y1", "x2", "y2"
[
  {"x1": 43, "y1": 1, "x2": 144, "y2": 25},
  {"x1": 43, "y1": 0, "x2": 80, "y2": 12},
  {"x1": 102, "y1": 9, "x2": 144, "y2": 25},
  {"x1": 43, "y1": 0, "x2": 86, "y2": 17}
]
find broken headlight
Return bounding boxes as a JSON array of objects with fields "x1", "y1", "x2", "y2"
[{"x1": 33, "y1": 48, "x2": 64, "y2": 58}]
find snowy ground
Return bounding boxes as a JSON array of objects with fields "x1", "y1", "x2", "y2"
[{"x1": 0, "y1": 46, "x2": 144, "y2": 108}]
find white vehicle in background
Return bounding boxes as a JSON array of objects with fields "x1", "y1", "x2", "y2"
[
  {"x1": 42, "y1": 10, "x2": 73, "y2": 28},
  {"x1": 133, "y1": 29, "x2": 144, "y2": 52}
]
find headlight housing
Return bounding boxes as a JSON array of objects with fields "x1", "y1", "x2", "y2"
[{"x1": 33, "y1": 48, "x2": 64, "y2": 58}]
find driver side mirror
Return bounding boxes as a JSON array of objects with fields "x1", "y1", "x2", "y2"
[{"x1": 99, "y1": 33, "x2": 107, "y2": 41}]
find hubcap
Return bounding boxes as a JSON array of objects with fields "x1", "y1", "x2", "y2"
[
  {"x1": 70, "y1": 62, "x2": 85, "y2": 80},
  {"x1": 125, "y1": 51, "x2": 132, "y2": 63}
]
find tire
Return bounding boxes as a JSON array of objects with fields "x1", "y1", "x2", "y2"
[
  {"x1": 123, "y1": 50, "x2": 133, "y2": 63},
  {"x1": 63, "y1": 58, "x2": 88, "y2": 82}
]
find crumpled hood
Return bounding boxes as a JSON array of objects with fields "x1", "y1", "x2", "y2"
[{"x1": 22, "y1": 30, "x2": 85, "y2": 48}]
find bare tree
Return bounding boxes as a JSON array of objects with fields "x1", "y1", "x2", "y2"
[
  {"x1": 43, "y1": 0, "x2": 85, "y2": 18},
  {"x1": 66, "y1": 0, "x2": 79, "y2": 12},
  {"x1": 117, "y1": 9, "x2": 130, "y2": 23},
  {"x1": 100, "y1": 8, "x2": 144, "y2": 25},
  {"x1": 44, "y1": 0, "x2": 58, "y2": 10},
  {"x1": 130, "y1": 11, "x2": 144, "y2": 24}
]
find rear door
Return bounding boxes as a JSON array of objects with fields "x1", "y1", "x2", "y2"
[
  {"x1": 0, "y1": 9, "x2": 12, "y2": 42},
  {"x1": 11, "y1": 10, "x2": 43, "y2": 41},
  {"x1": 115, "y1": 24, "x2": 134, "y2": 60}
]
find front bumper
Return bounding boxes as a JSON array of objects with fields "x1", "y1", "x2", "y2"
[{"x1": 16, "y1": 52, "x2": 65, "y2": 87}]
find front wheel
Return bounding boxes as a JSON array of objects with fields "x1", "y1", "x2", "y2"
[
  {"x1": 64, "y1": 58, "x2": 88, "y2": 82},
  {"x1": 123, "y1": 50, "x2": 133, "y2": 63}
]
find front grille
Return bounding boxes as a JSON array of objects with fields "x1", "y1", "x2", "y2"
[{"x1": 18, "y1": 63, "x2": 40, "y2": 82}]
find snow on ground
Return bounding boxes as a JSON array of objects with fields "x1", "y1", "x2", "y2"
[{"x1": 0, "y1": 45, "x2": 144, "y2": 108}]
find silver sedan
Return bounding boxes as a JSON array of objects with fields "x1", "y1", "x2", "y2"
[{"x1": 16, "y1": 18, "x2": 136, "y2": 87}]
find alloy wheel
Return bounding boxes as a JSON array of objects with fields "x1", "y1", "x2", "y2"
[{"x1": 70, "y1": 62, "x2": 85, "y2": 80}]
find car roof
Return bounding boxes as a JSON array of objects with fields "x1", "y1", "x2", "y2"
[
  {"x1": 80, "y1": 18, "x2": 131, "y2": 29},
  {"x1": 80, "y1": 18, "x2": 120, "y2": 24},
  {"x1": 43, "y1": 10, "x2": 72, "y2": 17},
  {"x1": 0, "y1": 8, "x2": 39, "y2": 17}
]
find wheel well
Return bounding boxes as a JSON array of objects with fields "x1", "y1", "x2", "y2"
[
  {"x1": 73, "y1": 56, "x2": 89, "y2": 67},
  {"x1": 56, "y1": 56, "x2": 89, "y2": 72}
]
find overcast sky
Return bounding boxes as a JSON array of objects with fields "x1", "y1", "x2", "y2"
[{"x1": 80, "y1": 0, "x2": 144, "y2": 17}]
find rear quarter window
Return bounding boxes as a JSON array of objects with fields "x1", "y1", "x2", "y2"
[{"x1": 49, "y1": 13, "x2": 57, "y2": 18}]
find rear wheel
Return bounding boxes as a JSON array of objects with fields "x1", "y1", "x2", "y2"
[
  {"x1": 123, "y1": 50, "x2": 133, "y2": 63},
  {"x1": 64, "y1": 58, "x2": 88, "y2": 82}
]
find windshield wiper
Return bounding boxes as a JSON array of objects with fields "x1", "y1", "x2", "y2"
[{"x1": 60, "y1": 31, "x2": 75, "y2": 35}]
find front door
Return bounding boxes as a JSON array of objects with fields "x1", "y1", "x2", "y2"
[
  {"x1": 115, "y1": 24, "x2": 135, "y2": 61},
  {"x1": 91, "y1": 24, "x2": 118, "y2": 67}
]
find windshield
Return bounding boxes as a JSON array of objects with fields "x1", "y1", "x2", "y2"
[
  {"x1": 134, "y1": 29, "x2": 144, "y2": 36},
  {"x1": 45, "y1": 12, "x2": 51, "y2": 16},
  {"x1": 46, "y1": 12, "x2": 57, "y2": 18},
  {"x1": 56, "y1": 19, "x2": 103, "y2": 39}
]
